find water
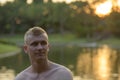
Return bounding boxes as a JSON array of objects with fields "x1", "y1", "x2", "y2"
[{"x1": 0, "y1": 44, "x2": 120, "y2": 80}]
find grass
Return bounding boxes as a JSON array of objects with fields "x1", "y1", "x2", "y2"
[
  {"x1": 98, "y1": 38, "x2": 120, "y2": 45},
  {"x1": 0, "y1": 34, "x2": 120, "y2": 44},
  {"x1": 0, "y1": 43, "x2": 20, "y2": 54},
  {"x1": 49, "y1": 34, "x2": 77, "y2": 42},
  {"x1": 0, "y1": 33, "x2": 85, "y2": 44},
  {"x1": 0, "y1": 34, "x2": 120, "y2": 45},
  {"x1": 0, "y1": 34, "x2": 24, "y2": 44},
  {"x1": 49, "y1": 34, "x2": 120, "y2": 46},
  {"x1": 0, "y1": 34, "x2": 120, "y2": 54}
]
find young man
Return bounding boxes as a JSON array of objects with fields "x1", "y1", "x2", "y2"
[{"x1": 15, "y1": 26, "x2": 73, "y2": 80}]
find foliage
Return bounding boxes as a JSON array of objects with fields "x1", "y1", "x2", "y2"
[
  {"x1": 105, "y1": 11, "x2": 120, "y2": 37},
  {"x1": 0, "y1": 0, "x2": 120, "y2": 38}
]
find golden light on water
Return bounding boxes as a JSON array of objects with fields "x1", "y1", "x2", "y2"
[
  {"x1": 97, "y1": 46, "x2": 110, "y2": 78},
  {"x1": 76, "y1": 45, "x2": 118, "y2": 79},
  {"x1": 95, "y1": 45, "x2": 111, "y2": 79},
  {"x1": 98, "y1": 56, "x2": 108, "y2": 78}
]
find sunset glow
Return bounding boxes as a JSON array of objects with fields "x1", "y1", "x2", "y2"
[
  {"x1": 27, "y1": 0, "x2": 33, "y2": 4},
  {"x1": 1, "y1": 0, "x2": 120, "y2": 16},
  {"x1": 0, "y1": 0, "x2": 13, "y2": 4},
  {"x1": 117, "y1": 0, "x2": 120, "y2": 7},
  {"x1": 96, "y1": 45, "x2": 111, "y2": 79},
  {"x1": 52, "y1": 0, "x2": 76, "y2": 3},
  {"x1": 95, "y1": 1, "x2": 112, "y2": 17}
]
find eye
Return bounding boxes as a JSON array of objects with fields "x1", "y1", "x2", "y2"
[
  {"x1": 30, "y1": 42, "x2": 38, "y2": 46},
  {"x1": 41, "y1": 41, "x2": 47, "y2": 45}
]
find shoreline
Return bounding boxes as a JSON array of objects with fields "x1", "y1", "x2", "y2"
[
  {"x1": 0, "y1": 42, "x2": 120, "y2": 58},
  {"x1": 0, "y1": 50, "x2": 21, "y2": 59}
]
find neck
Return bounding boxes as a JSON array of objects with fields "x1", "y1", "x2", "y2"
[{"x1": 31, "y1": 60, "x2": 50, "y2": 73}]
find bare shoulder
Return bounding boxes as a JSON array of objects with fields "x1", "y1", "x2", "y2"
[
  {"x1": 54, "y1": 66, "x2": 73, "y2": 80},
  {"x1": 48, "y1": 62, "x2": 73, "y2": 80},
  {"x1": 15, "y1": 66, "x2": 31, "y2": 80},
  {"x1": 50, "y1": 61, "x2": 72, "y2": 73}
]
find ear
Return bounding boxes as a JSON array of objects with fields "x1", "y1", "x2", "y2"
[
  {"x1": 23, "y1": 45, "x2": 28, "y2": 54},
  {"x1": 47, "y1": 44, "x2": 50, "y2": 52}
]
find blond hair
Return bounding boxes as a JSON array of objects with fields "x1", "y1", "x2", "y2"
[{"x1": 24, "y1": 26, "x2": 48, "y2": 44}]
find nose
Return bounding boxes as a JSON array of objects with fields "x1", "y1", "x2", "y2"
[{"x1": 37, "y1": 43, "x2": 43, "y2": 50}]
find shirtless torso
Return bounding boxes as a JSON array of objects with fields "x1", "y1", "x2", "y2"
[{"x1": 15, "y1": 61, "x2": 73, "y2": 80}]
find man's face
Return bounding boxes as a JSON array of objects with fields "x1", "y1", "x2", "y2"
[{"x1": 24, "y1": 34, "x2": 49, "y2": 62}]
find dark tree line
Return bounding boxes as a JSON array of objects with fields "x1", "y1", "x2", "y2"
[{"x1": 0, "y1": 0, "x2": 120, "y2": 38}]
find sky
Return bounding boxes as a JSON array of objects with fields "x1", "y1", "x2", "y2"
[
  {"x1": 0, "y1": 0, "x2": 14, "y2": 4},
  {"x1": 0, "y1": 0, "x2": 89, "y2": 4},
  {"x1": 0, "y1": 0, "x2": 120, "y2": 17}
]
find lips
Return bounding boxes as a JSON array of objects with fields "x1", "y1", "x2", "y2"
[
  {"x1": 34, "y1": 52, "x2": 46, "y2": 59},
  {"x1": 38, "y1": 53, "x2": 45, "y2": 56}
]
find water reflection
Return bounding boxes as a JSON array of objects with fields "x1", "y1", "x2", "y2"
[
  {"x1": 77, "y1": 45, "x2": 120, "y2": 80},
  {"x1": 94, "y1": 45, "x2": 111, "y2": 80},
  {"x1": 0, "y1": 44, "x2": 119, "y2": 80},
  {"x1": 0, "y1": 66, "x2": 15, "y2": 80}
]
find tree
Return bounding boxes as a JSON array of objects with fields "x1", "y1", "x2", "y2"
[
  {"x1": 33, "y1": 0, "x2": 44, "y2": 4},
  {"x1": 105, "y1": 11, "x2": 120, "y2": 37},
  {"x1": 66, "y1": 1, "x2": 100, "y2": 38}
]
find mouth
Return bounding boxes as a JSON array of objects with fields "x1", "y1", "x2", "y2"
[{"x1": 35, "y1": 52, "x2": 46, "y2": 59}]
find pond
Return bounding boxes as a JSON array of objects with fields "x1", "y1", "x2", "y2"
[{"x1": 0, "y1": 44, "x2": 120, "y2": 80}]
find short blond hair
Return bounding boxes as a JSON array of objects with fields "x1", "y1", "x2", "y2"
[{"x1": 24, "y1": 26, "x2": 48, "y2": 44}]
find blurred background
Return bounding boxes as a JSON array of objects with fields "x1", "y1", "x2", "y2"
[{"x1": 0, "y1": 0, "x2": 120, "y2": 80}]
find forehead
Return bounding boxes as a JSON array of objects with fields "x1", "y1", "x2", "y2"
[{"x1": 27, "y1": 34, "x2": 48, "y2": 44}]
